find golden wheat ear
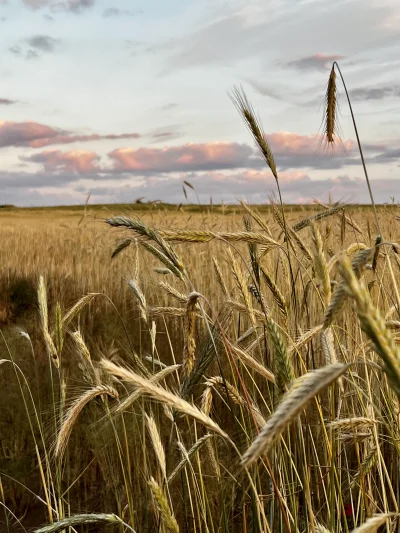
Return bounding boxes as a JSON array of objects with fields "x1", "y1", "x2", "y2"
[
  {"x1": 229, "y1": 85, "x2": 278, "y2": 180},
  {"x1": 324, "y1": 65, "x2": 337, "y2": 145}
]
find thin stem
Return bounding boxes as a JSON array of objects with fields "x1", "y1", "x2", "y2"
[{"x1": 333, "y1": 61, "x2": 382, "y2": 238}]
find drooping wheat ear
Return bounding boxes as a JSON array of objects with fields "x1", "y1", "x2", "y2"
[
  {"x1": 143, "y1": 229, "x2": 280, "y2": 247},
  {"x1": 267, "y1": 317, "x2": 293, "y2": 393},
  {"x1": 229, "y1": 249, "x2": 255, "y2": 326},
  {"x1": 372, "y1": 234, "x2": 382, "y2": 270},
  {"x1": 260, "y1": 267, "x2": 287, "y2": 319},
  {"x1": 34, "y1": 513, "x2": 124, "y2": 533},
  {"x1": 101, "y1": 359, "x2": 228, "y2": 438},
  {"x1": 145, "y1": 413, "x2": 166, "y2": 479},
  {"x1": 325, "y1": 62, "x2": 382, "y2": 236},
  {"x1": 168, "y1": 434, "x2": 214, "y2": 484},
  {"x1": 241, "y1": 363, "x2": 350, "y2": 468},
  {"x1": 289, "y1": 325, "x2": 324, "y2": 355},
  {"x1": 54, "y1": 302, "x2": 63, "y2": 355},
  {"x1": 351, "y1": 514, "x2": 399, "y2": 533},
  {"x1": 321, "y1": 328, "x2": 337, "y2": 365},
  {"x1": 324, "y1": 65, "x2": 337, "y2": 144},
  {"x1": 311, "y1": 222, "x2": 331, "y2": 307},
  {"x1": 38, "y1": 275, "x2": 59, "y2": 368},
  {"x1": 128, "y1": 279, "x2": 148, "y2": 323},
  {"x1": 230, "y1": 86, "x2": 278, "y2": 180},
  {"x1": 327, "y1": 242, "x2": 369, "y2": 274},
  {"x1": 350, "y1": 444, "x2": 377, "y2": 489},
  {"x1": 228, "y1": 342, "x2": 275, "y2": 382},
  {"x1": 339, "y1": 256, "x2": 400, "y2": 398},
  {"x1": 142, "y1": 241, "x2": 185, "y2": 281},
  {"x1": 212, "y1": 257, "x2": 229, "y2": 297},
  {"x1": 149, "y1": 306, "x2": 189, "y2": 317},
  {"x1": 226, "y1": 300, "x2": 267, "y2": 324},
  {"x1": 201, "y1": 385, "x2": 213, "y2": 416},
  {"x1": 70, "y1": 329, "x2": 91, "y2": 361},
  {"x1": 241, "y1": 202, "x2": 273, "y2": 236},
  {"x1": 291, "y1": 203, "x2": 346, "y2": 233},
  {"x1": 288, "y1": 225, "x2": 313, "y2": 262},
  {"x1": 61, "y1": 293, "x2": 98, "y2": 331},
  {"x1": 55, "y1": 385, "x2": 119, "y2": 459},
  {"x1": 159, "y1": 281, "x2": 187, "y2": 303},
  {"x1": 115, "y1": 365, "x2": 180, "y2": 415},
  {"x1": 106, "y1": 216, "x2": 185, "y2": 275},
  {"x1": 315, "y1": 524, "x2": 330, "y2": 533},
  {"x1": 315, "y1": 199, "x2": 363, "y2": 234},
  {"x1": 111, "y1": 237, "x2": 132, "y2": 259},
  {"x1": 206, "y1": 375, "x2": 245, "y2": 406},
  {"x1": 180, "y1": 307, "x2": 233, "y2": 399},
  {"x1": 323, "y1": 246, "x2": 375, "y2": 328},
  {"x1": 148, "y1": 477, "x2": 179, "y2": 533},
  {"x1": 326, "y1": 417, "x2": 375, "y2": 432},
  {"x1": 206, "y1": 375, "x2": 266, "y2": 427},
  {"x1": 183, "y1": 292, "x2": 200, "y2": 378}
]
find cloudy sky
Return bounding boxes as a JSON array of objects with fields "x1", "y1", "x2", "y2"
[{"x1": 0, "y1": 0, "x2": 399, "y2": 206}]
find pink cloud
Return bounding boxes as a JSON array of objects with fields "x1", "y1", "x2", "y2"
[
  {"x1": 0, "y1": 120, "x2": 140, "y2": 148},
  {"x1": 268, "y1": 132, "x2": 354, "y2": 154},
  {"x1": 108, "y1": 142, "x2": 254, "y2": 172},
  {"x1": 26, "y1": 149, "x2": 100, "y2": 172}
]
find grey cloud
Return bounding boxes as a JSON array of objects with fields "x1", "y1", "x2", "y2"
[
  {"x1": 287, "y1": 54, "x2": 344, "y2": 72},
  {"x1": 2, "y1": 165, "x2": 400, "y2": 206},
  {"x1": 61, "y1": 0, "x2": 95, "y2": 13},
  {"x1": 23, "y1": 0, "x2": 49, "y2": 8},
  {"x1": 161, "y1": 103, "x2": 179, "y2": 111},
  {"x1": 9, "y1": 35, "x2": 60, "y2": 60},
  {"x1": 68, "y1": 173, "x2": 400, "y2": 206},
  {"x1": 23, "y1": 0, "x2": 95, "y2": 12},
  {"x1": 9, "y1": 45, "x2": 22, "y2": 56},
  {"x1": 350, "y1": 85, "x2": 400, "y2": 100},
  {"x1": 103, "y1": 7, "x2": 143, "y2": 17},
  {"x1": 0, "y1": 98, "x2": 16, "y2": 105},
  {"x1": 26, "y1": 35, "x2": 59, "y2": 52}
]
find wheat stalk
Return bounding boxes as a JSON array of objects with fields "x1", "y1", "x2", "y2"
[
  {"x1": 148, "y1": 477, "x2": 180, "y2": 533},
  {"x1": 145, "y1": 413, "x2": 166, "y2": 479},
  {"x1": 183, "y1": 292, "x2": 200, "y2": 378},
  {"x1": 241, "y1": 363, "x2": 350, "y2": 468},
  {"x1": 339, "y1": 256, "x2": 400, "y2": 398},
  {"x1": 55, "y1": 385, "x2": 118, "y2": 459},
  {"x1": 34, "y1": 514, "x2": 127, "y2": 533},
  {"x1": 168, "y1": 434, "x2": 214, "y2": 484},
  {"x1": 101, "y1": 359, "x2": 228, "y2": 438},
  {"x1": 115, "y1": 365, "x2": 180, "y2": 415},
  {"x1": 351, "y1": 514, "x2": 398, "y2": 533}
]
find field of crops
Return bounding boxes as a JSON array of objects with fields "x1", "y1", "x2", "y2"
[{"x1": 1, "y1": 198, "x2": 400, "y2": 532}]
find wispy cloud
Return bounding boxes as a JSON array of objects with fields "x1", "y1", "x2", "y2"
[{"x1": 0, "y1": 120, "x2": 141, "y2": 148}]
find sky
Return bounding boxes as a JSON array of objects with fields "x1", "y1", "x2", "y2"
[{"x1": 0, "y1": 0, "x2": 400, "y2": 206}]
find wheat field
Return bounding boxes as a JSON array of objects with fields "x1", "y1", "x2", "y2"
[
  {"x1": 1, "y1": 200, "x2": 400, "y2": 532},
  {"x1": 2, "y1": 68, "x2": 400, "y2": 532}
]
